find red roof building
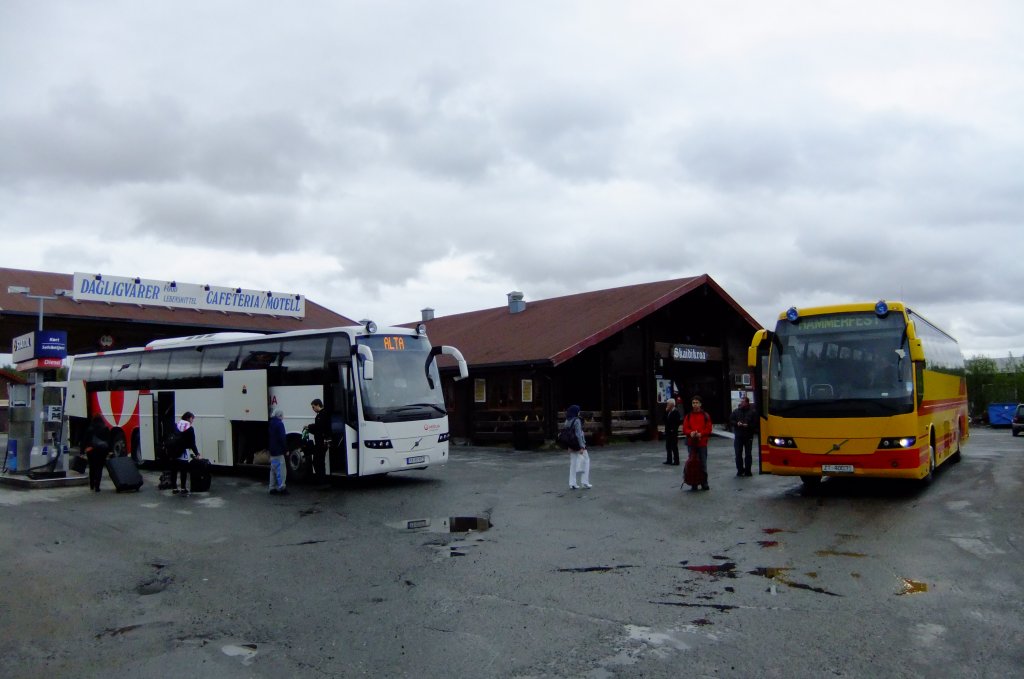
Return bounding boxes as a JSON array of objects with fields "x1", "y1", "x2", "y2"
[{"x1": 411, "y1": 274, "x2": 762, "y2": 446}]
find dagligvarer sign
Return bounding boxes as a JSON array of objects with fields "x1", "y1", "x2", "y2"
[{"x1": 72, "y1": 273, "x2": 305, "y2": 319}]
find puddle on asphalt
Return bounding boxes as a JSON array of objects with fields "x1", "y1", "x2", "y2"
[
  {"x1": 815, "y1": 549, "x2": 867, "y2": 558},
  {"x1": 684, "y1": 562, "x2": 737, "y2": 575},
  {"x1": 558, "y1": 565, "x2": 635, "y2": 573},
  {"x1": 389, "y1": 516, "x2": 492, "y2": 533},
  {"x1": 222, "y1": 643, "x2": 259, "y2": 665},
  {"x1": 898, "y1": 578, "x2": 929, "y2": 595},
  {"x1": 749, "y1": 566, "x2": 842, "y2": 596}
]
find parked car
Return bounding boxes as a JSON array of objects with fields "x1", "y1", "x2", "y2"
[{"x1": 1013, "y1": 404, "x2": 1024, "y2": 437}]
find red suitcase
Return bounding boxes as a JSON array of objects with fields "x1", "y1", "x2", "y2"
[{"x1": 683, "y1": 450, "x2": 703, "y2": 490}]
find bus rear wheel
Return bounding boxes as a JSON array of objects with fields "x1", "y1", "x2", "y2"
[
  {"x1": 110, "y1": 430, "x2": 127, "y2": 458},
  {"x1": 286, "y1": 444, "x2": 309, "y2": 484}
]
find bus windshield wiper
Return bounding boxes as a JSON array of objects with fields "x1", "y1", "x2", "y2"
[{"x1": 389, "y1": 403, "x2": 447, "y2": 415}]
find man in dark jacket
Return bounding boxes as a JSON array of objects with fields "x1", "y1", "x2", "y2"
[
  {"x1": 268, "y1": 409, "x2": 289, "y2": 495},
  {"x1": 729, "y1": 395, "x2": 758, "y2": 477},
  {"x1": 308, "y1": 399, "x2": 331, "y2": 484},
  {"x1": 83, "y1": 416, "x2": 111, "y2": 492},
  {"x1": 663, "y1": 399, "x2": 682, "y2": 465}
]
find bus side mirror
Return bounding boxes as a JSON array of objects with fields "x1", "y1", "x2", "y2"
[
  {"x1": 441, "y1": 346, "x2": 469, "y2": 381},
  {"x1": 748, "y1": 329, "x2": 769, "y2": 368},
  {"x1": 356, "y1": 344, "x2": 374, "y2": 380},
  {"x1": 909, "y1": 338, "x2": 925, "y2": 362},
  {"x1": 425, "y1": 345, "x2": 469, "y2": 390}
]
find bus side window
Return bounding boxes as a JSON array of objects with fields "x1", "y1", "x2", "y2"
[
  {"x1": 200, "y1": 345, "x2": 240, "y2": 387},
  {"x1": 280, "y1": 338, "x2": 328, "y2": 386}
]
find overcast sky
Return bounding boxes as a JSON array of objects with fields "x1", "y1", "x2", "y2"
[{"x1": 2, "y1": 1, "x2": 1022, "y2": 359}]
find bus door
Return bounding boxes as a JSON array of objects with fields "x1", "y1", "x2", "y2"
[
  {"x1": 138, "y1": 394, "x2": 157, "y2": 462},
  {"x1": 156, "y1": 392, "x2": 176, "y2": 461},
  {"x1": 328, "y1": 361, "x2": 357, "y2": 476},
  {"x1": 748, "y1": 330, "x2": 773, "y2": 474}
]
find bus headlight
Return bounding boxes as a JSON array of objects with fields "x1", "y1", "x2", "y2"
[
  {"x1": 365, "y1": 439, "x2": 392, "y2": 449},
  {"x1": 438, "y1": 432, "x2": 450, "y2": 443},
  {"x1": 769, "y1": 436, "x2": 796, "y2": 448},
  {"x1": 878, "y1": 436, "x2": 916, "y2": 449}
]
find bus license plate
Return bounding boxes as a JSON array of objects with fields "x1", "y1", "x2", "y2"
[
  {"x1": 406, "y1": 455, "x2": 426, "y2": 465},
  {"x1": 822, "y1": 464, "x2": 854, "y2": 473}
]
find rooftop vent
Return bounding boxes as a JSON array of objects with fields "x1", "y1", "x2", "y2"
[
  {"x1": 421, "y1": 308, "x2": 435, "y2": 322},
  {"x1": 507, "y1": 291, "x2": 525, "y2": 314}
]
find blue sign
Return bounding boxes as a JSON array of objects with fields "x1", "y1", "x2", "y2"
[
  {"x1": 35, "y1": 331, "x2": 68, "y2": 359},
  {"x1": 12, "y1": 331, "x2": 68, "y2": 364}
]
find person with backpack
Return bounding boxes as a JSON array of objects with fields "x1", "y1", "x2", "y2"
[
  {"x1": 682, "y1": 396, "x2": 713, "y2": 491},
  {"x1": 562, "y1": 404, "x2": 592, "y2": 490},
  {"x1": 172, "y1": 412, "x2": 201, "y2": 495}
]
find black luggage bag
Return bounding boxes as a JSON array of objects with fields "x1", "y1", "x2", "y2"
[
  {"x1": 70, "y1": 455, "x2": 88, "y2": 474},
  {"x1": 189, "y1": 459, "x2": 212, "y2": 493},
  {"x1": 106, "y1": 456, "x2": 144, "y2": 492}
]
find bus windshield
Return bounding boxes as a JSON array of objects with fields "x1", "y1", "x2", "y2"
[
  {"x1": 768, "y1": 311, "x2": 914, "y2": 418},
  {"x1": 357, "y1": 335, "x2": 446, "y2": 422}
]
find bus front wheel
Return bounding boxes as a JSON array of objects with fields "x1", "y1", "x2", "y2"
[{"x1": 920, "y1": 442, "x2": 936, "y2": 486}]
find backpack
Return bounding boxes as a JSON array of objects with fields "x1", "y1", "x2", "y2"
[
  {"x1": 163, "y1": 429, "x2": 182, "y2": 459},
  {"x1": 557, "y1": 419, "x2": 578, "y2": 450}
]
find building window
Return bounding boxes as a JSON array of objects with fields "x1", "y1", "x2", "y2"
[
  {"x1": 474, "y1": 378, "x2": 487, "y2": 403},
  {"x1": 521, "y1": 379, "x2": 533, "y2": 403}
]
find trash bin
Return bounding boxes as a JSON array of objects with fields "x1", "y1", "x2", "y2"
[
  {"x1": 988, "y1": 403, "x2": 1016, "y2": 427},
  {"x1": 512, "y1": 422, "x2": 530, "y2": 451}
]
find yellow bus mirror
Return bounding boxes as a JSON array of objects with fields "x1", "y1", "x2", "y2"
[
  {"x1": 748, "y1": 329, "x2": 768, "y2": 368},
  {"x1": 909, "y1": 338, "x2": 925, "y2": 362}
]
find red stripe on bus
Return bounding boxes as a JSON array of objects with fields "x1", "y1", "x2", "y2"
[
  {"x1": 762, "y1": 447, "x2": 926, "y2": 470},
  {"x1": 917, "y1": 398, "x2": 966, "y2": 415}
]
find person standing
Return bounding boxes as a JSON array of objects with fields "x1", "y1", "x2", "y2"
[
  {"x1": 308, "y1": 399, "x2": 331, "y2": 485},
  {"x1": 82, "y1": 415, "x2": 110, "y2": 492},
  {"x1": 683, "y1": 396, "x2": 713, "y2": 491},
  {"x1": 173, "y1": 412, "x2": 201, "y2": 495},
  {"x1": 729, "y1": 394, "x2": 758, "y2": 477},
  {"x1": 663, "y1": 399, "x2": 682, "y2": 465},
  {"x1": 268, "y1": 409, "x2": 289, "y2": 495},
  {"x1": 564, "y1": 405, "x2": 592, "y2": 490}
]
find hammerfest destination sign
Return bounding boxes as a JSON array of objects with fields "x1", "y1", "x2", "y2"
[{"x1": 72, "y1": 272, "x2": 306, "y2": 319}]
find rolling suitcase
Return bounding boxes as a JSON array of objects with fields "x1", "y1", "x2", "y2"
[
  {"x1": 682, "y1": 450, "x2": 703, "y2": 490},
  {"x1": 189, "y1": 459, "x2": 212, "y2": 493},
  {"x1": 106, "y1": 456, "x2": 144, "y2": 492},
  {"x1": 70, "y1": 455, "x2": 88, "y2": 474}
]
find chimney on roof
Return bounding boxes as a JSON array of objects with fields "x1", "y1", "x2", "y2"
[
  {"x1": 421, "y1": 308, "x2": 434, "y2": 322},
  {"x1": 507, "y1": 291, "x2": 525, "y2": 314}
]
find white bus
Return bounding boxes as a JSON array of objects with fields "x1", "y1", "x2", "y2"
[{"x1": 63, "y1": 322, "x2": 468, "y2": 481}]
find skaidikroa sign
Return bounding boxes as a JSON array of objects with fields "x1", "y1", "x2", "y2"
[{"x1": 72, "y1": 273, "x2": 305, "y2": 319}]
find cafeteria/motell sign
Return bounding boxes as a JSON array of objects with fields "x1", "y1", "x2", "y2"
[{"x1": 72, "y1": 272, "x2": 306, "y2": 319}]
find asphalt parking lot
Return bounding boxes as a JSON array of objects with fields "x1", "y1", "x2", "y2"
[{"x1": 2, "y1": 427, "x2": 1022, "y2": 678}]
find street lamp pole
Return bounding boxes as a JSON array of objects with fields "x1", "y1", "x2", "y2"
[{"x1": 7, "y1": 287, "x2": 58, "y2": 456}]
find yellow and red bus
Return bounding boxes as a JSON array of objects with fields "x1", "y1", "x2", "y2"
[{"x1": 748, "y1": 301, "x2": 968, "y2": 486}]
